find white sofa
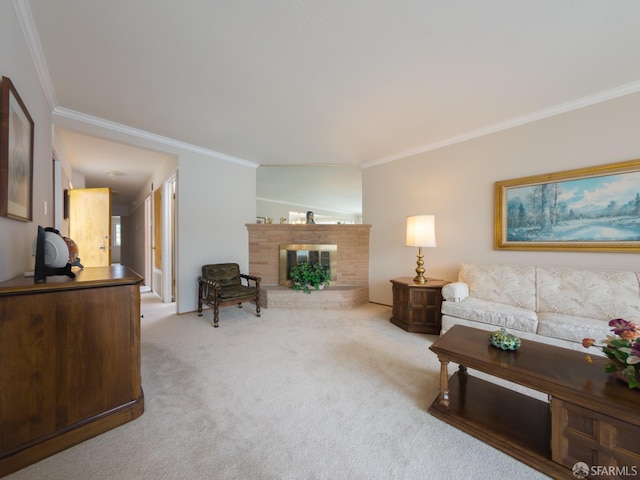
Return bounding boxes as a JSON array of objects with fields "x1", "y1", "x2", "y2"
[{"x1": 441, "y1": 263, "x2": 640, "y2": 353}]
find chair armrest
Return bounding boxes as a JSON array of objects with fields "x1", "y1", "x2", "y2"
[
  {"x1": 198, "y1": 276, "x2": 221, "y2": 287},
  {"x1": 198, "y1": 276, "x2": 221, "y2": 298},
  {"x1": 240, "y1": 273, "x2": 261, "y2": 286},
  {"x1": 442, "y1": 282, "x2": 469, "y2": 302}
]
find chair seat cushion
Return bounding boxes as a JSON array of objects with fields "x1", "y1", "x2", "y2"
[{"x1": 214, "y1": 285, "x2": 257, "y2": 301}]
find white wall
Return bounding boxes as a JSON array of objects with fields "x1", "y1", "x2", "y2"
[
  {"x1": 177, "y1": 154, "x2": 256, "y2": 313},
  {"x1": 0, "y1": 2, "x2": 53, "y2": 282},
  {"x1": 121, "y1": 200, "x2": 145, "y2": 278},
  {"x1": 364, "y1": 92, "x2": 640, "y2": 305}
]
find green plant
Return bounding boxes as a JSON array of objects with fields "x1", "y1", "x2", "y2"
[
  {"x1": 582, "y1": 318, "x2": 640, "y2": 389},
  {"x1": 289, "y1": 262, "x2": 330, "y2": 294}
]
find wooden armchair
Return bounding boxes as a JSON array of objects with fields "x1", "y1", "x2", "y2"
[{"x1": 197, "y1": 263, "x2": 261, "y2": 327}]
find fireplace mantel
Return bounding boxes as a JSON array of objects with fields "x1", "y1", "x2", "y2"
[{"x1": 246, "y1": 224, "x2": 371, "y2": 287}]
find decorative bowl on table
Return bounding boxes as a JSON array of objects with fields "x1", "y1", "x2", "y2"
[{"x1": 489, "y1": 328, "x2": 521, "y2": 351}]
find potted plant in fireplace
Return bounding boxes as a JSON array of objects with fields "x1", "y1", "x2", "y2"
[{"x1": 289, "y1": 262, "x2": 330, "y2": 294}]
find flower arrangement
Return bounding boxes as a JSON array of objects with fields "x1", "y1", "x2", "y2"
[{"x1": 582, "y1": 318, "x2": 640, "y2": 389}]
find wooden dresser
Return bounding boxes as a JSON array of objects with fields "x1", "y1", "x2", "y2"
[{"x1": 0, "y1": 266, "x2": 144, "y2": 477}]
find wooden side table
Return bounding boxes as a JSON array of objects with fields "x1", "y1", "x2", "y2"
[{"x1": 390, "y1": 277, "x2": 449, "y2": 334}]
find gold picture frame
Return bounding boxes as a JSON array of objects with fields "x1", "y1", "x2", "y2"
[
  {"x1": 0, "y1": 76, "x2": 34, "y2": 222},
  {"x1": 495, "y1": 159, "x2": 640, "y2": 252}
]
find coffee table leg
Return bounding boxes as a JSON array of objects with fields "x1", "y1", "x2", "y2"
[{"x1": 437, "y1": 357, "x2": 450, "y2": 409}]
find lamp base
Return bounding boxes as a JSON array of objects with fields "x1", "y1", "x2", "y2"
[{"x1": 413, "y1": 247, "x2": 427, "y2": 284}]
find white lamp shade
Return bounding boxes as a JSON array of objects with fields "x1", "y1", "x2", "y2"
[{"x1": 406, "y1": 215, "x2": 436, "y2": 247}]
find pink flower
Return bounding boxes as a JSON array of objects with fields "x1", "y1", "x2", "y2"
[
  {"x1": 583, "y1": 319, "x2": 640, "y2": 388},
  {"x1": 608, "y1": 318, "x2": 639, "y2": 337},
  {"x1": 629, "y1": 342, "x2": 640, "y2": 365}
]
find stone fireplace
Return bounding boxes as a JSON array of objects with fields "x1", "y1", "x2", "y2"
[
  {"x1": 279, "y1": 243, "x2": 337, "y2": 286},
  {"x1": 246, "y1": 224, "x2": 371, "y2": 307}
]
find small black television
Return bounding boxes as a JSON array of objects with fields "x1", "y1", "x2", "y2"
[
  {"x1": 33, "y1": 226, "x2": 75, "y2": 282},
  {"x1": 34, "y1": 225, "x2": 47, "y2": 283}
]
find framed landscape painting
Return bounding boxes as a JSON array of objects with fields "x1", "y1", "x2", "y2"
[
  {"x1": 0, "y1": 76, "x2": 34, "y2": 222},
  {"x1": 495, "y1": 160, "x2": 640, "y2": 252}
]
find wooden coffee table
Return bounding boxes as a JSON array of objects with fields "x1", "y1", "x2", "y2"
[{"x1": 428, "y1": 325, "x2": 640, "y2": 479}]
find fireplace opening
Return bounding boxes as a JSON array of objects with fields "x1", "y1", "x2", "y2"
[{"x1": 279, "y1": 244, "x2": 337, "y2": 286}]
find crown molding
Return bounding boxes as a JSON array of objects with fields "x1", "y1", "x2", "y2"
[
  {"x1": 14, "y1": 0, "x2": 257, "y2": 169},
  {"x1": 363, "y1": 80, "x2": 640, "y2": 169},
  {"x1": 53, "y1": 107, "x2": 259, "y2": 168},
  {"x1": 13, "y1": 0, "x2": 58, "y2": 110}
]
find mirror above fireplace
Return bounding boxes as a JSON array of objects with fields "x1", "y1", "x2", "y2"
[{"x1": 256, "y1": 166, "x2": 362, "y2": 224}]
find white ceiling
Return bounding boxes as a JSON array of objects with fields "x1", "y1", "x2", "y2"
[{"x1": 20, "y1": 0, "x2": 640, "y2": 207}]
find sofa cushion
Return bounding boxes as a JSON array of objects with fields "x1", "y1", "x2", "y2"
[
  {"x1": 441, "y1": 297, "x2": 539, "y2": 333},
  {"x1": 537, "y1": 267, "x2": 640, "y2": 322},
  {"x1": 536, "y1": 312, "x2": 612, "y2": 344},
  {"x1": 459, "y1": 263, "x2": 537, "y2": 311}
]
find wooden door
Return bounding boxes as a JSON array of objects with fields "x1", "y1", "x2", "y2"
[{"x1": 69, "y1": 188, "x2": 112, "y2": 267}]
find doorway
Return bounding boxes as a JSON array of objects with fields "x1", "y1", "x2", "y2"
[
  {"x1": 111, "y1": 216, "x2": 121, "y2": 264},
  {"x1": 146, "y1": 175, "x2": 176, "y2": 303}
]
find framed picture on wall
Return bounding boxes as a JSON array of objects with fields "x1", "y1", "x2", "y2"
[
  {"x1": 494, "y1": 159, "x2": 640, "y2": 252},
  {"x1": 0, "y1": 76, "x2": 34, "y2": 222}
]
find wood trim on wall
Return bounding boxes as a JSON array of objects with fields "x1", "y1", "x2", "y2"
[{"x1": 153, "y1": 188, "x2": 162, "y2": 269}]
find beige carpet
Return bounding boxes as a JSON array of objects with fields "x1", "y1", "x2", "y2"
[{"x1": 6, "y1": 293, "x2": 550, "y2": 480}]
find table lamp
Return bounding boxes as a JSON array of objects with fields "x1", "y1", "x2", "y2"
[{"x1": 406, "y1": 215, "x2": 436, "y2": 284}]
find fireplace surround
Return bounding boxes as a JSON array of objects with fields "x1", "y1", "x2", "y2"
[
  {"x1": 279, "y1": 244, "x2": 337, "y2": 286},
  {"x1": 246, "y1": 224, "x2": 371, "y2": 307}
]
